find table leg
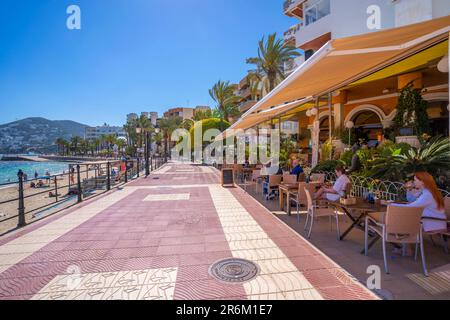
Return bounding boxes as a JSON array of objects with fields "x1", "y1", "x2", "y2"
[
  {"x1": 279, "y1": 189, "x2": 284, "y2": 210},
  {"x1": 340, "y1": 211, "x2": 365, "y2": 241},
  {"x1": 287, "y1": 192, "x2": 291, "y2": 216}
]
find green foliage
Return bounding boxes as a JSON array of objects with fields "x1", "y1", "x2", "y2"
[
  {"x1": 340, "y1": 129, "x2": 358, "y2": 146},
  {"x1": 246, "y1": 33, "x2": 300, "y2": 92},
  {"x1": 189, "y1": 118, "x2": 231, "y2": 148},
  {"x1": 321, "y1": 139, "x2": 333, "y2": 160},
  {"x1": 340, "y1": 150, "x2": 353, "y2": 167},
  {"x1": 371, "y1": 137, "x2": 450, "y2": 181},
  {"x1": 312, "y1": 160, "x2": 340, "y2": 173},
  {"x1": 394, "y1": 82, "x2": 429, "y2": 135}
]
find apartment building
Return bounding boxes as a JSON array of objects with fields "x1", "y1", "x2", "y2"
[
  {"x1": 163, "y1": 108, "x2": 195, "y2": 120},
  {"x1": 85, "y1": 123, "x2": 127, "y2": 141},
  {"x1": 283, "y1": 0, "x2": 450, "y2": 71},
  {"x1": 235, "y1": 73, "x2": 262, "y2": 113},
  {"x1": 278, "y1": 0, "x2": 450, "y2": 157}
]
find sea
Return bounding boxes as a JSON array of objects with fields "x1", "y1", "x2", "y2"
[{"x1": 0, "y1": 160, "x2": 70, "y2": 185}]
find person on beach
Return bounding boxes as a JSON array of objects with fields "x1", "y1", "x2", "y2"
[
  {"x1": 70, "y1": 167, "x2": 75, "y2": 184},
  {"x1": 34, "y1": 171, "x2": 39, "y2": 179}
]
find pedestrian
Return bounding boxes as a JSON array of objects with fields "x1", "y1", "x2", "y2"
[{"x1": 34, "y1": 171, "x2": 39, "y2": 179}]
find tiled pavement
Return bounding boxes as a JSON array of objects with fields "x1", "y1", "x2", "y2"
[{"x1": 0, "y1": 163, "x2": 379, "y2": 300}]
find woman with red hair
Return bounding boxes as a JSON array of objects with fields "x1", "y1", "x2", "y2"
[{"x1": 394, "y1": 172, "x2": 446, "y2": 232}]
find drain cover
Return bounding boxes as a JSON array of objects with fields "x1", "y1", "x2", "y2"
[{"x1": 209, "y1": 258, "x2": 260, "y2": 283}]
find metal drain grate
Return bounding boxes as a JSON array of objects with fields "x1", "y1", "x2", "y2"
[{"x1": 209, "y1": 258, "x2": 260, "y2": 283}]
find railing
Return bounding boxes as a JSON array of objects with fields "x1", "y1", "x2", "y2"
[
  {"x1": 284, "y1": 0, "x2": 302, "y2": 13},
  {"x1": 283, "y1": 23, "x2": 302, "y2": 40},
  {"x1": 318, "y1": 171, "x2": 450, "y2": 201},
  {"x1": 0, "y1": 156, "x2": 168, "y2": 235}
]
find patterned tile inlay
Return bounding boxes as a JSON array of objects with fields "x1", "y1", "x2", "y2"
[
  {"x1": 209, "y1": 258, "x2": 260, "y2": 283},
  {"x1": 143, "y1": 194, "x2": 190, "y2": 201},
  {"x1": 207, "y1": 186, "x2": 323, "y2": 300},
  {"x1": 0, "y1": 189, "x2": 135, "y2": 268},
  {"x1": 32, "y1": 268, "x2": 178, "y2": 300}
]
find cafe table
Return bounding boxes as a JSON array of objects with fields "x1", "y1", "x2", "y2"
[
  {"x1": 328, "y1": 198, "x2": 387, "y2": 244},
  {"x1": 279, "y1": 183, "x2": 299, "y2": 215},
  {"x1": 279, "y1": 182, "x2": 323, "y2": 216}
]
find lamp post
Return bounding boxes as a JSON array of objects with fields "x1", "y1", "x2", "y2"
[
  {"x1": 345, "y1": 121, "x2": 355, "y2": 146},
  {"x1": 149, "y1": 128, "x2": 160, "y2": 171}
]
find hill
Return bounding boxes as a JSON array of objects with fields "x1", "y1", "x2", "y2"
[{"x1": 0, "y1": 117, "x2": 88, "y2": 154}]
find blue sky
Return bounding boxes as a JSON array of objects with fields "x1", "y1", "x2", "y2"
[{"x1": 0, "y1": 0, "x2": 295, "y2": 126}]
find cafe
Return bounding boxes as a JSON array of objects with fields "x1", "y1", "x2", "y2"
[{"x1": 218, "y1": 16, "x2": 450, "y2": 299}]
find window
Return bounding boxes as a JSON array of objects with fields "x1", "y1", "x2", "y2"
[{"x1": 304, "y1": 0, "x2": 330, "y2": 26}]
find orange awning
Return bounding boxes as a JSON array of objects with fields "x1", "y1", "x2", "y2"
[{"x1": 219, "y1": 15, "x2": 450, "y2": 139}]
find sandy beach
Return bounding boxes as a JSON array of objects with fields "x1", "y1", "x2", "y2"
[{"x1": 0, "y1": 163, "x2": 127, "y2": 234}]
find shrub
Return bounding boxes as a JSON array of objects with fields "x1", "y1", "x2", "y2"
[
  {"x1": 312, "y1": 160, "x2": 340, "y2": 173},
  {"x1": 189, "y1": 118, "x2": 231, "y2": 148}
]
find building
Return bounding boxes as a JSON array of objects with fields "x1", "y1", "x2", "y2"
[
  {"x1": 224, "y1": 10, "x2": 449, "y2": 166},
  {"x1": 283, "y1": 0, "x2": 450, "y2": 73},
  {"x1": 235, "y1": 73, "x2": 262, "y2": 114},
  {"x1": 150, "y1": 112, "x2": 158, "y2": 126},
  {"x1": 127, "y1": 113, "x2": 138, "y2": 122},
  {"x1": 85, "y1": 123, "x2": 127, "y2": 141},
  {"x1": 164, "y1": 108, "x2": 195, "y2": 120}
]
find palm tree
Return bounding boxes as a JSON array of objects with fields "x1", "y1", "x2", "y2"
[
  {"x1": 104, "y1": 134, "x2": 118, "y2": 157},
  {"x1": 158, "y1": 116, "x2": 182, "y2": 156},
  {"x1": 246, "y1": 33, "x2": 300, "y2": 93},
  {"x1": 180, "y1": 119, "x2": 195, "y2": 131},
  {"x1": 193, "y1": 109, "x2": 213, "y2": 121},
  {"x1": 55, "y1": 138, "x2": 67, "y2": 155},
  {"x1": 209, "y1": 80, "x2": 241, "y2": 130},
  {"x1": 70, "y1": 136, "x2": 83, "y2": 155}
]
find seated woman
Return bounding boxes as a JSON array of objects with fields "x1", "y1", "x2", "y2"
[
  {"x1": 314, "y1": 165, "x2": 350, "y2": 202},
  {"x1": 393, "y1": 172, "x2": 446, "y2": 233},
  {"x1": 290, "y1": 159, "x2": 303, "y2": 181}
]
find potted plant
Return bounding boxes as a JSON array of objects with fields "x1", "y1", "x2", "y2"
[{"x1": 394, "y1": 82, "x2": 429, "y2": 148}]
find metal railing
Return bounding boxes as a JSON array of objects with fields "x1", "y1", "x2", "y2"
[
  {"x1": 318, "y1": 171, "x2": 450, "y2": 201},
  {"x1": 0, "y1": 156, "x2": 168, "y2": 235}
]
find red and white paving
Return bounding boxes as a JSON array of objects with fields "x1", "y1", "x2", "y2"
[{"x1": 0, "y1": 163, "x2": 379, "y2": 300}]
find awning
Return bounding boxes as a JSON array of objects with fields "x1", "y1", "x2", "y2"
[{"x1": 220, "y1": 15, "x2": 450, "y2": 139}]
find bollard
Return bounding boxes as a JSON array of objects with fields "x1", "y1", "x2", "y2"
[
  {"x1": 76, "y1": 165, "x2": 82, "y2": 203},
  {"x1": 107, "y1": 162, "x2": 111, "y2": 191},
  {"x1": 54, "y1": 176, "x2": 58, "y2": 202},
  {"x1": 137, "y1": 158, "x2": 140, "y2": 178},
  {"x1": 124, "y1": 160, "x2": 128, "y2": 183},
  {"x1": 17, "y1": 170, "x2": 26, "y2": 228}
]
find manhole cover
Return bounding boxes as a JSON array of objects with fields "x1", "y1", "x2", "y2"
[{"x1": 209, "y1": 258, "x2": 260, "y2": 283}]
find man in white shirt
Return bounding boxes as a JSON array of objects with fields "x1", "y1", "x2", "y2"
[{"x1": 315, "y1": 165, "x2": 350, "y2": 201}]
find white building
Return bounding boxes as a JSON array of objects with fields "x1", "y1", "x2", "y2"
[
  {"x1": 85, "y1": 124, "x2": 126, "y2": 141},
  {"x1": 127, "y1": 113, "x2": 138, "y2": 122},
  {"x1": 283, "y1": 0, "x2": 450, "y2": 73}
]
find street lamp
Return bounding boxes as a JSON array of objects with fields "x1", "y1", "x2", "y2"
[{"x1": 345, "y1": 121, "x2": 355, "y2": 146}]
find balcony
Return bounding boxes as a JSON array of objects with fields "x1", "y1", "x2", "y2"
[
  {"x1": 283, "y1": 23, "x2": 302, "y2": 46},
  {"x1": 238, "y1": 86, "x2": 252, "y2": 100},
  {"x1": 283, "y1": 56, "x2": 305, "y2": 75},
  {"x1": 284, "y1": 0, "x2": 304, "y2": 18},
  {"x1": 239, "y1": 100, "x2": 258, "y2": 113}
]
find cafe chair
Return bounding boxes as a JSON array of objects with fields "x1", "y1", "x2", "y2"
[
  {"x1": 290, "y1": 183, "x2": 316, "y2": 224},
  {"x1": 263, "y1": 175, "x2": 282, "y2": 201},
  {"x1": 364, "y1": 206, "x2": 428, "y2": 276},
  {"x1": 423, "y1": 197, "x2": 450, "y2": 254},
  {"x1": 304, "y1": 189, "x2": 340, "y2": 240},
  {"x1": 251, "y1": 169, "x2": 263, "y2": 194},
  {"x1": 298, "y1": 173, "x2": 306, "y2": 182},
  {"x1": 282, "y1": 174, "x2": 298, "y2": 184}
]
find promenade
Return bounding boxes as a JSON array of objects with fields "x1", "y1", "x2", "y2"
[{"x1": 0, "y1": 163, "x2": 378, "y2": 300}]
